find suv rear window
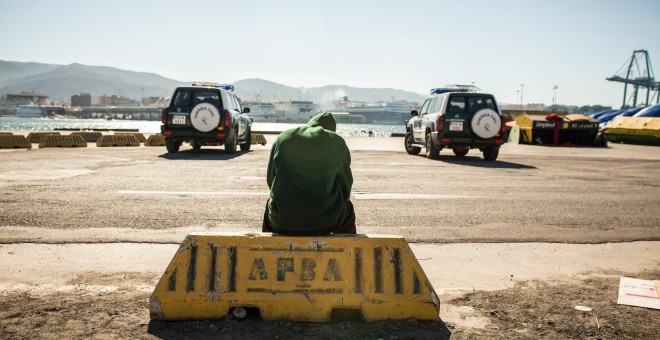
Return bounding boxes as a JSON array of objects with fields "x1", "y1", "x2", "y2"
[
  {"x1": 171, "y1": 90, "x2": 221, "y2": 108},
  {"x1": 447, "y1": 96, "x2": 496, "y2": 113}
]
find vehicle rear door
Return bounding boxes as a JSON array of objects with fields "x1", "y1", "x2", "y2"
[
  {"x1": 444, "y1": 95, "x2": 471, "y2": 138},
  {"x1": 168, "y1": 89, "x2": 193, "y2": 130}
]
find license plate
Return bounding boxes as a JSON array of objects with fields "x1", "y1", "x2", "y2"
[
  {"x1": 172, "y1": 115, "x2": 186, "y2": 125},
  {"x1": 450, "y1": 121, "x2": 463, "y2": 131}
]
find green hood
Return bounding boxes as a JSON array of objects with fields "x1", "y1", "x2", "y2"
[{"x1": 307, "y1": 111, "x2": 336, "y2": 132}]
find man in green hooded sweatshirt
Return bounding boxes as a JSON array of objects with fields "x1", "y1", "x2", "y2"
[{"x1": 262, "y1": 111, "x2": 356, "y2": 235}]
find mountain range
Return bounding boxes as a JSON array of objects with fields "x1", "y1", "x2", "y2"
[{"x1": 0, "y1": 60, "x2": 426, "y2": 104}]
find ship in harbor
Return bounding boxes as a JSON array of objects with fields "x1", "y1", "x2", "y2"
[
  {"x1": 345, "y1": 102, "x2": 409, "y2": 125},
  {"x1": 242, "y1": 102, "x2": 282, "y2": 122},
  {"x1": 16, "y1": 104, "x2": 67, "y2": 118}
]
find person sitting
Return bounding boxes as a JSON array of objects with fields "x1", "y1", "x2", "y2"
[{"x1": 262, "y1": 111, "x2": 356, "y2": 236}]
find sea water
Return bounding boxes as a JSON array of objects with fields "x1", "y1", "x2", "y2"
[{"x1": 0, "y1": 117, "x2": 406, "y2": 137}]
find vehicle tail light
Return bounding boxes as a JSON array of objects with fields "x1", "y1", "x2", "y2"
[
  {"x1": 161, "y1": 107, "x2": 169, "y2": 124},
  {"x1": 163, "y1": 131, "x2": 172, "y2": 136},
  {"x1": 224, "y1": 110, "x2": 231, "y2": 127},
  {"x1": 495, "y1": 139, "x2": 504, "y2": 145},
  {"x1": 436, "y1": 114, "x2": 444, "y2": 132},
  {"x1": 441, "y1": 138, "x2": 451, "y2": 144},
  {"x1": 217, "y1": 133, "x2": 225, "y2": 139}
]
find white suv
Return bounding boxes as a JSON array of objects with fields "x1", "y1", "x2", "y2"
[{"x1": 405, "y1": 87, "x2": 507, "y2": 161}]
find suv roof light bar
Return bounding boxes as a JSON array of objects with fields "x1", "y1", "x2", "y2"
[
  {"x1": 191, "y1": 81, "x2": 235, "y2": 92},
  {"x1": 430, "y1": 88, "x2": 470, "y2": 95},
  {"x1": 431, "y1": 84, "x2": 481, "y2": 95}
]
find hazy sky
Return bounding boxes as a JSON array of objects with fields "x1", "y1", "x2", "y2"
[{"x1": 1, "y1": 0, "x2": 659, "y2": 107}]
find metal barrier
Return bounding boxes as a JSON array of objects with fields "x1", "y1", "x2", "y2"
[
  {"x1": 0, "y1": 135, "x2": 32, "y2": 149},
  {"x1": 151, "y1": 233, "x2": 440, "y2": 322},
  {"x1": 145, "y1": 134, "x2": 166, "y2": 146},
  {"x1": 38, "y1": 134, "x2": 87, "y2": 148},
  {"x1": 27, "y1": 132, "x2": 60, "y2": 143},
  {"x1": 96, "y1": 134, "x2": 141, "y2": 147}
]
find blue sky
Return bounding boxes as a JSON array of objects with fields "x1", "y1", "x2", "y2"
[{"x1": 1, "y1": 0, "x2": 659, "y2": 107}]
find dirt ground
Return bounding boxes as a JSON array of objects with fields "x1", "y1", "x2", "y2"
[{"x1": 1, "y1": 271, "x2": 658, "y2": 339}]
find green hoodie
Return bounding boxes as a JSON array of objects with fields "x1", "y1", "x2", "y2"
[{"x1": 266, "y1": 112, "x2": 353, "y2": 232}]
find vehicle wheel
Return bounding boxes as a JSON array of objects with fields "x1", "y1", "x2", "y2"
[
  {"x1": 165, "y1": 139, "x2": 181, "y2": 153},
  {"x1": 425, "y1": 133, "x2": 439, "y2": 159},
  {"x1": 240, "y1": 128, "x2": 252, "y2": 151},
  {"x1": 453, "y1": 146, "x2": 469, "y2": 157},
  {"x1": 191, "y1": 140, "x2": 202, "y2": 150},
  {"x1": 404, "y1": 132, "x2": 421, "y2": 155},
  {"x1": 225, "y1": 129, "x2": 237, "y2": 154},
  {"x1": 483, "y1": 146, "x2": 499, "y2": 161}
]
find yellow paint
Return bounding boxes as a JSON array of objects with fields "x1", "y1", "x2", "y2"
[
  {"x1": 38, "y1": 134, "x2": 87, "y2": 148},
  {"x1": 96, "y1": 134, "x2": 140, "y2": 147},
  {"x1": 251, "y1": 133, "x2": 267, "y2": 145},
  {"x1": 0, "y1": 135, "x2": 32, "y2": 149},
  {"x1": 27, "y1": 131, "x2": 60, "y2": 143},
  {"x1": 144, "y1": 134, "x2": 166, "y2": 146},
  {"x1": 150, "y1": 233, "x2": 440, "y2": 322}
]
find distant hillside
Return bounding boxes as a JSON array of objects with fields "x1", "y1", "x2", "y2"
[
  {"x1": 234, "y1": 78, "x2": 426, "y2": 104},
  {"x1": 0, "y1": 61, "x2": 187, "y2": 101},
  {"x1": 0, "y1": 60, "x2": 426, "y2": 104}
]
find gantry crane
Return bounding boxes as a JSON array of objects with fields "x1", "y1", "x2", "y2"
[{"x1": 607, "y1": 49, "x2": 660, "y2": 109}]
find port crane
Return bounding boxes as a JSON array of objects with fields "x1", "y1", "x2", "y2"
[{"x1": 607, "y1": 49, "x2": 660, "y2": 109}]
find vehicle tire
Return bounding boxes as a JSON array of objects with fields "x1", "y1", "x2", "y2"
[
  {"x1": 471, "y1": 109, "x2": 501, "y2": 139},
  {"x1": 240, "y1": 127, "x2": 252, "y2": 151},
  {"x1": 165, "y1": 139, "x2": 181, "y2": 153},
  {"x1": 190, "y1": 103, "x2": 220, "y2": 132},
  {"x1": 191, "y1": 140, "x2": 202, "y2": 150},
  {"x1": 483, "y1": 146, "x2": 499, "y2": 161},
  {"x1": 404, "y1": 132, "x2": 421, "y2": 155},
  {"x1": 426, "y1": 133, "x2": 440, "y2": 159},
  {"x1": 453, "y1": 146, "x2": 469, "y2": 157},
  {"x1": 225, "y1": 128, "x2": 237, "y2": 154}
]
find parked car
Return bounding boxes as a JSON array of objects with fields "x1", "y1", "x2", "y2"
[
  {"x1": 405, "y1": 87, "x2": 507, "y2": 161},
  {"x1": 161, "y1": 82, "x2": 252, "y2": 153}
]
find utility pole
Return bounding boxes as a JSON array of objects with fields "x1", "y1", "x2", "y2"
[{"x1": 520, "y1": 84, "x2": 524, "y2": 110}]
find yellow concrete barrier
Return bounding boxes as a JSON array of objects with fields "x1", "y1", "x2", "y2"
[
  {"x1": 96, "y1": 134, "x2": 140, "y2": 147},
  {"x1": 71, "y1": 131, "x2": 103, "y2": 142},
  {"x1": 150, "y1": 233, "x2": 440, "y2": 322},
  {"x1": 0, "y1": 135, "x2": 32, "y2": 149},
  {"x1": 145, "y1": 134, "x2": 166, "y2": 146},
  {"x1": 252, "y1": 133, "x2": 267, "y2": 145},
  {"x1": 38, "y1": 134, "x2": 87, "y2": 148},
  {"x1": 116, "y1": 132, "x2": 146, "y2": 143},
  {"x1": 27, "y1": 132, "x2": 60, "y2": 143}
]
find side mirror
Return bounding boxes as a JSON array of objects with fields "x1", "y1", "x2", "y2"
[
  {"x1": 411, "y1": 110, "x2": 419, "y2": 116},
  {"x1": 243, "y1": 107, "x2": 250, "y2": 113}
]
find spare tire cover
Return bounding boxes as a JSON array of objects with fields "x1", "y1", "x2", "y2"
[
  {"x1": 191, "y1": 103, "x2": 220, "y2": 132},
  {"x1": 471, "y1": 109, "x2": 501, "y2": 139}
]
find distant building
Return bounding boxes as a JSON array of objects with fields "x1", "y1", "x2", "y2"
[
  {"x1": 5, "y1": 92, "x2": 48, "y2": 105},
  {"x1": 71, "y1": 93, "x2": 92, "y2": 107},
  {"x1": 97, "y1": 94, "x2": 135, "y2": 106}
]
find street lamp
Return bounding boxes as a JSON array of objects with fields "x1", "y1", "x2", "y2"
[
  {"x1": 520, "y1": 84, "x2": 524, "y2": 110},
  {"x1": 516, "y1": 90, "x2": 520, "y2": 109},
  {"x1": 552, "y1": 85, "x2": 558, "y2": 107}
]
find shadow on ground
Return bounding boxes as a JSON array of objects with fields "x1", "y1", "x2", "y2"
[
  {"x1": 435, "y1": 155, "x2": 537, "y2": 169},
  {"x1": 147, "y1": 318, "x2": 451, "y2": 339},
  {"x1": 159, "y1": 149, "x2": 250, "y2": 161}
]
